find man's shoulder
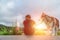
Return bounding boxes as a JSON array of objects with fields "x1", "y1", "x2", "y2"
[
  {"x1": 30, "y1": 20, "x2": 35, "y2": 23},
  {"x1": 30, "y1": 20, "x2": 35, "y2": 22}
]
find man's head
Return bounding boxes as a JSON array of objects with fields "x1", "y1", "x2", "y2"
[{"x1": 25, "y1": 15, "x2": 31, "y2": 20}]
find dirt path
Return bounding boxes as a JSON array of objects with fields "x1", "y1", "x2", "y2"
[{"x1": 0, "y1": 35, "x2": 59, "y2": 40}]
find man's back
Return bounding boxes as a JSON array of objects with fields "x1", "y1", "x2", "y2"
[{"x1": 23, "y1": 19, "x2": 35, "y2": 35}]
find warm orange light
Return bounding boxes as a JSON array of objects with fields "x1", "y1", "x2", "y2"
[
  {"x1": 35, "y1": 22, "x2": 47, "y2": 30},
  {"x1": 34, "y1": 21, "x2": 51, "y2": 35}
]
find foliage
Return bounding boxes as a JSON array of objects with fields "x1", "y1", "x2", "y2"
[
  {"x1": 0, "y1": 24, "x2": 23, "y2": 35},
  {"x1": 57, "y1": 31, "x2": 60, "y2": 35}
]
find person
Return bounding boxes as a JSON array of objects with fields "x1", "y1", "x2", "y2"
[{"x1": 23, "y1": 15, "x2": 35, "y2": 35}]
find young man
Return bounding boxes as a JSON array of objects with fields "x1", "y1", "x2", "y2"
[{"x1": 23, "y1": 15, "x2": 35, "y2": 35}]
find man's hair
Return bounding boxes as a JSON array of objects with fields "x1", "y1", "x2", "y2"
[{"x1": 25, "y1": 15, "x2": 31, "y2": 18}]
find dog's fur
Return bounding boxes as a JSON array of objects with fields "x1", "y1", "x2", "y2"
[{"x1": 40, "y1": 13, "x2": 59, "y2": 35}]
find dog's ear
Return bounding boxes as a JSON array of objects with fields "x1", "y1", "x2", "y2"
[{"x1": 41, "y1": 12, "x2": 46, "y2": 17}]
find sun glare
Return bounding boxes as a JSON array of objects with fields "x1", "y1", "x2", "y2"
[
  {"x1": 34, "y1": 21, "x2": 49, "y2": 35},
  {"x1": 34, "y1": 22, "x2": 47, "y2": 30}
]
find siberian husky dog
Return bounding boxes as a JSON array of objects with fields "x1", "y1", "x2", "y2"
[{"x1": 40, "y1": 12, "x2": 59, "y2": 36}]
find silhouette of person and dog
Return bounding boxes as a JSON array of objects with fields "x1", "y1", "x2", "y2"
[{"x1": 23, "y1": 13, "x2": 59, "y2": 35}]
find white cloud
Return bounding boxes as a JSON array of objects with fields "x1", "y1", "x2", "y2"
[
  {"x1": 0, "y1": 0, "x2": 15, "y2": 16},
  {"x1": 7, "y1": 1, "x2": 14, "y2": 9},
  {"x1": 0, "y1": 0, "x2": 60, "y2": 26}
]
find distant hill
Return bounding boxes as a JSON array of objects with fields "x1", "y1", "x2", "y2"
[
  {"x1": 0, "y1": 24, "x2": 23, "y2": 31},
  {"x1": 0, "y1": 24, "x2": 14, "y2": 30},
  {"x1": 0, "y1": 24, "x2": 15, "y2": 27},
  {"x1": 0, "y1": 24, "x2": 7, "y2": 27}
]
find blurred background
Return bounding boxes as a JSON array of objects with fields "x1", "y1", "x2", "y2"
[{"x1": 0, "y1": 0, "x2": 60, "y2": 35}]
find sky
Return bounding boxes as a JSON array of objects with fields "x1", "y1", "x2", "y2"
[{"x1": 0, "y1": 0, "x2": 60, "y2": 27}]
